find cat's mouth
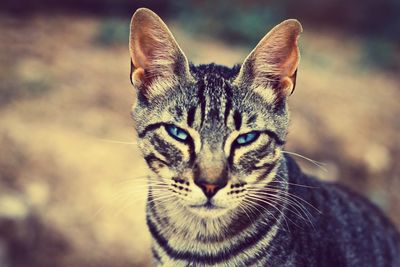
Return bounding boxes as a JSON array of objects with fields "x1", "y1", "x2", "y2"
[
  {"x1": 187, "y1": 200, "x2": 230, "y2": 217},
  {"x1": 189, "y1": 201, "x2": 224, "y2": 210}
]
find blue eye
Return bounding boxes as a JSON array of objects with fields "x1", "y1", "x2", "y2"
[
  {"x1": 165, "y1": 125, "x2": 189, "y2": 142},
  {"x1": 235, "y1": 131, "x2": 259, "y2": 145}
]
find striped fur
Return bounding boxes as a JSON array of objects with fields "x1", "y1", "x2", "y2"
[{"x1": 129, "y1": 8, "x2": 400, "y2": 267}]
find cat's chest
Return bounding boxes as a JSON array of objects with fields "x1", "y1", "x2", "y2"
[{"x1": 147, "y1": 210, "x2": 282, "y2": 267}]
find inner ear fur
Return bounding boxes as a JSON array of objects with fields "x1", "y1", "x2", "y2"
[
  {"x1": 129, "y1": 8, "x2": 191, "y2": 96},
  {"x1": 235, "y1": 19, "x2": 303, "y2": 100}
]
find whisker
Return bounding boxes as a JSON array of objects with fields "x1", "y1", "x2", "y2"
[
  {"x1": 245, "y1": 194, "x2": 301, "y2": 230},
  {"x1": 248, "y1": 191, "x2": 307, "y2": 217},
  {"x1": 282, "y1": 150, "x2": 327, "y2": 172},
  {"x1": 237, "y1": 202, "x2": 254, "y2": 225},
  {"x1": 147, "y1": 194, "x2": 175, "y2": 205},
  {"x1": 247, "y1": 191, "x2": 314, "y2": 227},
  {"x1": 119, "y1": 194, "x2": 175, "y2": 217},
  {"x1": 112, "y1": 181, "x2": 170, "y2": 190},
  {"x1": 248, "y1": 186, "x2": 321, "y2": 214},
  {"x1": 112, "y1": 176, "x2": 150, "y2": 183},
  {"x1": 263, "y1": 179, "x2": 320, "y2": 189},
  {"x1": 94, "y1": 137, "x2": 137, "y2": 145},
  {"x1": 243, "y1": 195, "x2": 290, "y2": 231},
  {"x1": 112, "y1": 177, "x2": 170, "y2": 188},
  {"x1": 241, "y1": 198, "x2": 277, "y2": 221},
  {"x1": 92, "y1": 190, "x2": 146, "y2": 219},
  {"x1": 113, "y1": 182, "x2": 169, "y2": 190},
  {"x1": 112, "y1": 175, "x2": 162, "y2": 183},
  {"x1": 100, "y1": 185, "x2": 170, "y2": 209}
]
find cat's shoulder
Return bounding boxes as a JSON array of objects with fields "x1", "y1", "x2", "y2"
[{"x1": 286, "y1": 155, "x2": 399, "y2": 234}]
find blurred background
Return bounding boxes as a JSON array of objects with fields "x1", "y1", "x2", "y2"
[{"x1": 0, "y1": 0, "x2": 399, "y2": 266}]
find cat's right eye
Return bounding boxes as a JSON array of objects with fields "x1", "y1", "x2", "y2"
[
  {"x1": 165, "y1": 124, "x2": 189, "y2": 142},
  {"x1": 235, "y1": 131, "x2": 260, "y2": 146}
]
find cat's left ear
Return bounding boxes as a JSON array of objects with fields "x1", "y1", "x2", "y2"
[
  {"x1": 234, "y1": 19, "x2": 302, "y2": 102},
  {"x1": 129, "y1": 8, "x2": 192, "y2": 98}
]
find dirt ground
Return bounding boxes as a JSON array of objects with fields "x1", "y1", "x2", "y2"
[{"x1": 0, "y1": 15, "x2": 399, "y2": 267}]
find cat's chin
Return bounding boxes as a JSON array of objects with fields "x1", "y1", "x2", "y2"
[{"x1": 186, "y1": 203, "x2": 230, "y2": 218}]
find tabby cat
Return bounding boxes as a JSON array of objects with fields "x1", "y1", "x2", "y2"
[{"x1": 128, "y1": 8, "x2": 400, "y2": 267}]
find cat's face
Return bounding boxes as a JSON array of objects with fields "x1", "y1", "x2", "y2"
[{"x1": 129, "y1": 8, "x2": 301, "y2": 218}]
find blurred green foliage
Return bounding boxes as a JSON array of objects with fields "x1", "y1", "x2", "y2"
[
  {"x1": 170, "y1": 1, "x2": 283, "y2": 44},
  {"x1": 166, "y1": 0, "x2": 400, "y2": 72},
  {"x1": 96, "y1": 18, "x2": 130, "y2": 46},
  {"x1": 4, "y1": 0, "x2": 398, "y2": 72},
  {"x1": 0, "y1": 65, "x2": 51, "y2": 105},
  {"x1": 361, "y1": 39, "x2": 399, "y2": 71}
]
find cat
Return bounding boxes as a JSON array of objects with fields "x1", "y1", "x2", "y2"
[{"x1": 128, "y1": 8, "x2": 400, "y2": 267}]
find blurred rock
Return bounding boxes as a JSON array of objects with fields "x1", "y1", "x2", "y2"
[
  {"x1": 363, "y1": 143, "x2": 391, "y2": 173},
  {"x1": 24, "y1": 181, "x2": 49, "y2": 208},
  {"x1": 0, "y1": 194, "x2": 29, "y2": 221},
  {"x1": 0, "y1": 240, "x2": 10, "y2": 267},
  {"x1": 314, "y1": 161, "x2": 339, "y2": 182}
]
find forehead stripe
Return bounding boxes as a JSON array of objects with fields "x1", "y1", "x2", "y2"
[
  {"x1": 138, "y1": 122, "x2": 164, "y2": 138},
  {"x1": 224, "y1": 86, "x2": 232, "y2": 125},
  {"x1": 187, "y1": 107, "x2": 196, "y2": 127},
  {"x1": 233, "y1": 110, "x2": 242, "y2": 130},
  {"x1": 262, "y1": 129, "x2": 285, "y2": 145},
  {"x1": 197, "y1": 80, "x2": 206, "y2": 128},
  {"x1": 247, "y1": 114, "x2": 257, "y2": 124}
]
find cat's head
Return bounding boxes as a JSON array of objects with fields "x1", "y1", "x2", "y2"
[{"x1": 129, "y1": 8, "x2": 302, "y2": 218}]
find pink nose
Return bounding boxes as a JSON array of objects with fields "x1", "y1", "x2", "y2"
[
  {"x1": 195, "y1": 180, "x2": 227, "y2": 199},
  {"x1": 204, "y1": 184, "x2": 217, "y2": 194}
]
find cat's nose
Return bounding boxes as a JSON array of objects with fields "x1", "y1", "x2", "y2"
[{"x1": 194, "y1": 178, "x2": 227, "y2": 199}]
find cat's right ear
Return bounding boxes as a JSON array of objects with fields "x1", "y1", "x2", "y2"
[
  {"x1": 129, "y1": 8, "x2": 192, "y2": 98},
  {"x1": 234, "y1": 19, "x2": 302, "y2": 104}
]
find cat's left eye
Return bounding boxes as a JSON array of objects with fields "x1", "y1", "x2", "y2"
[
  {"x1": 165, "y1": 124, "x2": 189, "y2": 142},
  {"x1": 235, "y1": 131, "x2": 260, "y2": 146}
]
